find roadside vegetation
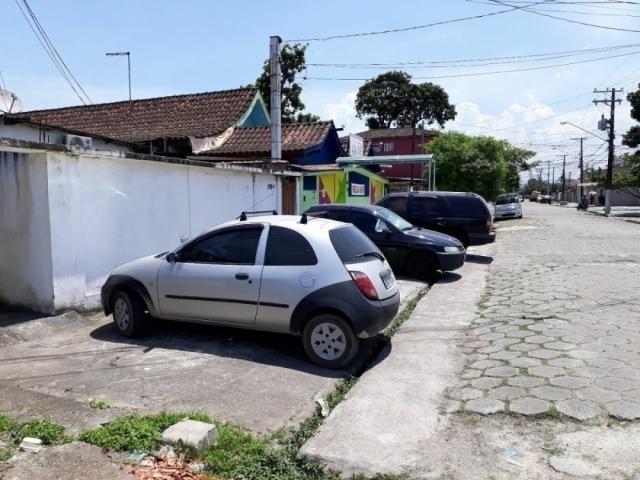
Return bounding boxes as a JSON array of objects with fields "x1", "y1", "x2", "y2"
[{"x1": 0, "y1": 415, "x2": 72, "y2": 461}]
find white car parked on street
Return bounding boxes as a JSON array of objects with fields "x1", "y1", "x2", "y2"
[
  {"x1": 494, "y1": 194, "x2": 523, "y2": 220},
  {"x1": 101, "y1": 212, "x2": 400, "y2": 368}
]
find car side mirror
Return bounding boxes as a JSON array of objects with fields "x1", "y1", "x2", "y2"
[{"x1": 166, "y1": 252, "x2": 178, "y2": 263}]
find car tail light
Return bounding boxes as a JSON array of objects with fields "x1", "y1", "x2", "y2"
[
  {"x1": 485, "y1": 215, "x2": 492, "y2": 233},
  {"x1": 349, "y1": 271, "x2": 378, "y2": 300}
]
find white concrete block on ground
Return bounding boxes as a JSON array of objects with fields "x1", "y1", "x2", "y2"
[{"x1": 161, "y1": 419, "x2": 218, "y2": 452}]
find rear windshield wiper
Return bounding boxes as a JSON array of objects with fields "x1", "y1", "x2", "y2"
[{"x1": 356, "y1": 251, "x2": 385, "y2": 262}]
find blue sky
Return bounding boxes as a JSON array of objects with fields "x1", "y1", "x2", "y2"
[{"x1": 2, "y1": 0, "x2": 639, "y2": 178}]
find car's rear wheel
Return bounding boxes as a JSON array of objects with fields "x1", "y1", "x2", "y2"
[
  {"x1": 303, "y1": 314, "x2": 359, "y2": 369},
  {"x1": 111, "y1": 290, "x2": 147, "y2": 337},
  {"x1": 405, "y1": 251, "x2": 439, "y2": 283}
]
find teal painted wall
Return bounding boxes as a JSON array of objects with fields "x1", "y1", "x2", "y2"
[{"x1": 240, "y1": 100, "x2": 270, "y2": 127}]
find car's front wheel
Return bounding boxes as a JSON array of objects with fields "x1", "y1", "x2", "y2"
[
  {"x1": 111, "y1": 290, "x2": 147, "y2": 337},
  {"x1": 303, "y1": 314, "x2": 359, "y2": 369}
]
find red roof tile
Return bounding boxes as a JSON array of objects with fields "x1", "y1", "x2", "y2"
[
  {"x1": 12, "y1": 88, "x2": 258, "y2": 143},
  {"x1": 204, "y1": 121, "x2": 334, "y2": 156}
]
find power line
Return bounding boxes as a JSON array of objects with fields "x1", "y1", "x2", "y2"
[
  {"x1": 305, "y1": 50, "x2": 640, "y2": 80},
  {"x1": 13, "y1": 0, "x2": 91, "y2": 104},
  {"x1": 468, "y1": 0, "x2": 640, "y2": 16},
  {"x1": 286, "y1": 0, "x2": 553, "y2": 42},
  {"x1": 486, "y1": 0, "x2": 640, "y2": 32},
  {"x1": 308, "y1": 42, "x2": 640, "y2": 69}
]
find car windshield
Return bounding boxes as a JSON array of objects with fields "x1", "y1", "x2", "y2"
[
  {"x1": 376, "y1": 208, "x2": 413, "y2": 230},
  {"x1": 496, "y1": 196, "x2": 518, "y2": 205}
]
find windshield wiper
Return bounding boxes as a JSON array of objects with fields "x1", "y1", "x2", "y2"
[{"x1": 356, "y1": 251, "x2": 385, "y2": 262}]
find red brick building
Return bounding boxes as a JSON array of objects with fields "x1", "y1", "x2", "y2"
[{"x1": 341, "y1": 127, "x2": 437, "y2": 180}]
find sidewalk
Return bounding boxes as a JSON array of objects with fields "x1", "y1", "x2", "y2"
[{"x1": 300, "y1": 246, "x2": 493, "y2": 477}]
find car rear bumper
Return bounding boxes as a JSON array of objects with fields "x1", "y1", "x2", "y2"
[
  {"x1": 436, "y1": 251, "x2": 465, "y2": 272},
  {"x1": 468, "y1": 230, "x2": 496, "y2": 245},
  {"x1": 357, "y1": 290, "x2": 401, "y2": 338}
]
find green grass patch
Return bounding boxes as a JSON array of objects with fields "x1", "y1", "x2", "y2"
[
  {"x1": 79, "y1": 411, "x2": 212, "y2": 452},
  {"x1": 89, "y1": 400, "x2": 110, "y2": 410},
  {"x1": 0, "y1": 416, "x2": 71, "y2": 462}
]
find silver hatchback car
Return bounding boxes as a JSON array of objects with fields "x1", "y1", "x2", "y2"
[{"x1": 101, "y1": 213, "x2": 400, "y2": 368}]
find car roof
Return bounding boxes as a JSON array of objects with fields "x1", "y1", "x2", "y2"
[
  {"x1": 308, "y1": 204, "x2": 386, "y2": 213},
  {"x1": 383, "y1": 191, "x2": 480, "y2": 198},
  {"x1": 215, "y1": 214, "x2": 347, "y2": 233}
]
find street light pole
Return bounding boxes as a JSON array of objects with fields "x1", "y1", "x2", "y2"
[{"x1": 106, "y1": 51, "x2": 132, "y2": 144}]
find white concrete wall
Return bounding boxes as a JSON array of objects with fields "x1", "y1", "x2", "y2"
[
  {"x1": 0, "y1": 150, "x2": 55, "y2": 312},
  {"x1": 46, "y1": 151, "x2": 281, "y2": 310}
]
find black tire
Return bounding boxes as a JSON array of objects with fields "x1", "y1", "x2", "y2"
[
  {"x1": 111, "y1": 290, "x2": 147, "y2": 337},
  {"x1": 302, "y1": 314, "x2": 360, "y2": 369},
  {"x1": 405, "y1": 251, "x2": 439, "y2": 283}
]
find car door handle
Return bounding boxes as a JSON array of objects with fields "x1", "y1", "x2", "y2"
[{"x1": 235, "y1": 273, "x2": 250, "y2": 281}]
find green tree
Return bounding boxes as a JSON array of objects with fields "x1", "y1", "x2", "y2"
[
  {"x1": 623, "y1": 83, "x2": 640, "y2": 153},
  {"x1": 504, "y1": 145, "x2": 538, "y2": 192},
  {"x1": 621, "y1": 83, "x2": 640, "y2": 197},
  {"x1": 425, "y1": 132, "x2": 535, "y2": 200},
  {"x1": 255, "y1": 43, "x2": 318, "y2": 124},
  {"x1": 355, "y1": 71, "x2": 456, "y2": 129}
]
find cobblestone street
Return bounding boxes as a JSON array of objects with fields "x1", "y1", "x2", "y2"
[{"x1": 449, "y1": 203, "x2": 640, "y2": 421}]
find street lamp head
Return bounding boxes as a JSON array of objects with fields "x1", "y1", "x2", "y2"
[
  {"x1": 560, "y1": 121, "x2": 568, "y2": 125},
  {"x1": 106, "y1": 51, "x2": 130, "y2": 56}
]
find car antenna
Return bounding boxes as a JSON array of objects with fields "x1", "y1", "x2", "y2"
[
  {"x1": 300, "y1": 213, "x2": 308, "y2": 224},
  {"x1": 239, "y1": 211, "x2": 247, "y2": 221}
]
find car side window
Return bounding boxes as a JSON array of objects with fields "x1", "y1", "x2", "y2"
[
  {"x1": 179, "y1": 227, "x2": 263, "y2": 264},
  {"x1": 382, "y1": 197, "x2": 408, "y2": 215},
  {"x1": 413, "y1": 197, "x2": 444, "y2": 215},
  {"x1": 350, "y1": 211, "x2": 378, "y2": 235},
  {"x1": 265, "y1": 226, "x2": 318, "y2": 266}
]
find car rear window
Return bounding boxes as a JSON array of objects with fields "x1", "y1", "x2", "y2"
[
  {"x1": 381, "y1": 196, "x2": 408, "y2": 215},
  {"x1": 329, "y1": 225, "x2": 382, "y2": 264},
  {"x1": 445, "y1": 196, "x2": 489, "y2": 216}
]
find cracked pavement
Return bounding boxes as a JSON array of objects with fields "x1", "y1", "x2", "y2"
[{"x1": 449, "y1": 203, "x2": 640, "y2": 422}]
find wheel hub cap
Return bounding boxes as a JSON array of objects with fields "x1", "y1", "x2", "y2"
[
  {"x1": 114, "y1": 298, "x2": 130, "y2": 331},
  {"x1": 310, "y1": 322, "x2": 347, "y2": 361}
]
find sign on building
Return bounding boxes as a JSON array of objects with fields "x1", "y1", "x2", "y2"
[
  {"x1": 349, "y1": 134, "x2": 364, "y2": 157},
  {"x1": 351, "y1": 183, "x2": 366, "y2": 196}
]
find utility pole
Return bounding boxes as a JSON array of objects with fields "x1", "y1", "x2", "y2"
[
  {"x1": 593, "y1": 88, "x2": 623, "y2": 215},
  {"x1": 269, "y1": 36, "x2": 282, "y2": 160},
  {"x1": 537, "y1": 168, "x2": 543, "y2": 192},
  {"x1": 546, "y1": 161, "x2": 551, "y2": 195},
  {"x1": 570, "y1": 137, "x2": 586, "y2": 200},
  {"x1": 106, "y1": 51, "x2": 132, "y2": 143},
  {"x1": 552, "y1": 166, "x2": 555, "y2": 195},
  {"x1": 555, "y1": 154, "x2": 566, "y2": 201}
]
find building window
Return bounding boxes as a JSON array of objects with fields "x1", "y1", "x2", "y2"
[
  {"x1": 383, "y1": 142, "x2": 394, "y2": 153},
  {"x1": 372, "y1": 143, "x2": 381, "y2": 154},
  {"x1": 303, "y1": 176, "x2": 317, "y2": 191}
]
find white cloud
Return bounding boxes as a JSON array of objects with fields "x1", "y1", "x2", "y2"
[{"x1": 319, "y1": 90, "x2": 366, "y2": 135}]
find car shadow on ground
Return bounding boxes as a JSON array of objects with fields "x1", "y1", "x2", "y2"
[
  {"x1": 90, "y1": 319, "x2": 388, "y2": 379},
  {"x1": 437, "y1": 272, "x2": 462, "y2": 284},
  {"x1": 464, "y1": 254, "x2": 494, "y2": 265}
]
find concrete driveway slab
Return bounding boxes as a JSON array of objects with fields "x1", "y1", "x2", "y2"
[{"x1": 0, "y1": 279, "x2": 424, "y2": 435}]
